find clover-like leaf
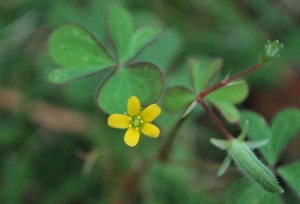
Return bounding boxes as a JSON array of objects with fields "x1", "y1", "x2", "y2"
[
  {"x1": 278, "y1": 159, "x2": 300, "y2": 198},
  {"x1": 270, "y1": 108, "x2": 300, "y2": 165},
  {"x1": 96, "y1": 62, "x2": 163, "y2": 114},
  {"x1": 162, "y1": 86, "x2": 195, "y2": 112},
  {"x1": 226, "y1": 177, "x2": 283, "y2": 204},
  {"x1": 48, "y1": 23, "x2": 114, "y2": 84},
  {"x1": 241, "y1": 109, "x2": 300, "y2": 166},
  {"x1": 107, "y1": 5, "x2": 162, "y2": 63},
  {"x1": 162, "y1": 57, "x2": 249, "y2": 123}
]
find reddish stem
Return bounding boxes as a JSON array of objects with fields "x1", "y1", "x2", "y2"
[
  {"x1": 196, "y1": 63, "x2": 262, "y2": 140},
  {"x1": 199, "y1": 63, "x2": 262, "y2": 98},
  {"x1": 197, "y1": 97, "x2": 233, "y2": 140}
]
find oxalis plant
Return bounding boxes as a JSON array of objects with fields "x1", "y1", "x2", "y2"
[{"x1": 46, "y1": 5, "x2": 300, "y2": 203}]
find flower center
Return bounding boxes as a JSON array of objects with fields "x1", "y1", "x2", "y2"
[{"x1": 130, "y1": 115, "x2": 144, "y2": 129}]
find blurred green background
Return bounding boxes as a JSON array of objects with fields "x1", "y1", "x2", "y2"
[{"x1": 1, "y1": 0, "x2": 300, "y2": 203}]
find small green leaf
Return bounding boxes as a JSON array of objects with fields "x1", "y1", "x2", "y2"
[
  {"x1": 245, "y1": 139, "x2": 269, "y2": 149},
  {"x1": 207, "y1": 80, "x2": 249, "y2": 104},
  {"x1": 107, "y1": 5, "x2": 133, "y2": 62},
  {"x1": 217, "y1": 155, "x2": 232, "y2": 177},
  {"x1": 123, "y1": 26, "x2": 162, "y2": 62},
  {"x1": 48, "y1": 23, "x2": 114, "y2": 83},
  {"x1": 210, "y1": 138, "x2": 231, "y2": 150},
  {"x1": 238, "y1": 120, "x2": 249, "y2": 141},
  {"x1": 188, "y1": 57, "x2": 222, "y2": 93},
  {"x1": 270, "y1": 108, "x2": 300, "y2": 165},
  {"x1": 278, "y1": 159, "x2": 300, "y2": 198},
  {"x1": 96, "y1": 62, "x2": 163, "y2": 114},
  {"x1": 162, "y1": 86, "x2": 195, "y2": 112},
  {"x1": 240, "y1": 111, "x2": 273, "y2": 164},
  {"x1": 210, "y1": 100, "x2": 240, "y2": 123},
  {"x1": 226, "y1": 177, "x2": 284, "y2": 204},
  {"x1": 206, "y1": 80, "x2": 248, "y2": 123}
]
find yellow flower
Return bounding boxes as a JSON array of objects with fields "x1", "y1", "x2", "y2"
[{"x1": 108, "y1": 96, "x2": 161, "y2": 147}]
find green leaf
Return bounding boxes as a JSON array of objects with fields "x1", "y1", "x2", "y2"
[
  {"x1": 206, "y1": 80, "x2": 248, "y2": 123},
  {"x1": 123, "y1": 26, "x2": 162, "y2": 62},
  {"x1": 226, "y1": 177, "x2": 283, "y2": 204},
  {"x1": 240, "y1": 111, "x2": 273, "y2": 164},
  {"x1": 217, "y1": 155, "x2": 232, "y2": 177},
  {"x1": 107, "y1": 5, "x2": 133, "y2": 62},
  {"x1": 48, "y1": 23, "x2": 114, "y2": 83},
  {"x1": 108, "y1": 6, "x2": 162, "y2": 63},
  {"x1": 96, "y1": 62, "x2": 163, "y2": 114},
  {"x1": 210, "y1": 138, "x2": 231, "y2": 150},
  {"x1": 241, "y1": 109, "x2": 300, "y2": 166},
  {"x1": 211, "y1": 100, "x2": 241, "y2": 123},
  {"x1": 207, "y1": 80, "x2": 249, "y2": 104},
  {"x1": 245, "y1": 139, "x2": 269, "y2": 149},
  {"x1": 188, "y1": 57, "x2": 223, "y2": 93},
  {"x1": 270, "y1": 108, "x2": 300, "y2": 165},
  {"x1": 162, "y1": 86, "x2": 195, "y2": 112},
  {"x1": 278, "y1": 159, "x2": 300, "y2": 198}
]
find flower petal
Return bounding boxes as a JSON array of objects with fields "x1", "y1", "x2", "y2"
[
  {"x1": 140, "y1": 104, "x2": 161, "y2": 122},
  {"x1": 141, "y1": 123, "x2": 160, "y2": 138},
  {"x1": 127, "y1": 96, "x2": 141, "y2": 117},
  {"x1": 108, "y1": 114, "x2": 130, "y2": 129},
  {"x1": 124, "y1": 127, "x2": 140, "y2": 147}
]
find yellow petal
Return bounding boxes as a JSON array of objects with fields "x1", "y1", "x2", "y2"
[
  {"x1": 108, "y1": 114, "x2": 130, "y2": 129},
  {"x1": 124, "y1": 127, "x2": 140, "y2": 147},
  {"x1": 141, "y1": 123, "x2": 160, "y2": 138},
  {"x1": 140, "y1": 104, "x2": 161, "y2": 122},
  {"x1": 127, "y1": 96, "x2": 141, "y2": 117}
]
